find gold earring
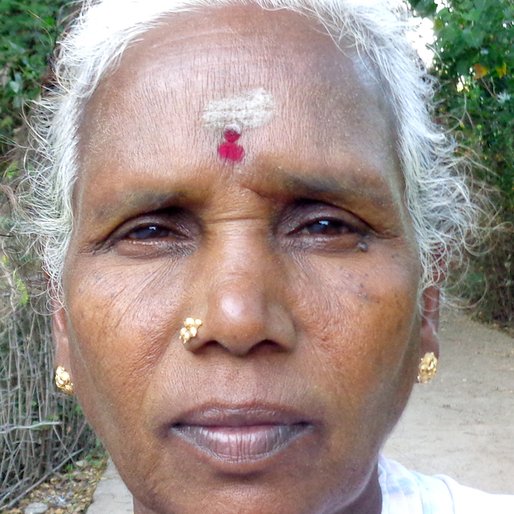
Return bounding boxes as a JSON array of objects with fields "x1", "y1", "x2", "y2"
[
  {"x1": 179, "y1": 318, "x2": 203, "y2": 344},
  {"x1": 417, "y1": 352, "x2": 438, "y2": 384},
  {"x1": 55, "y1": 366, "x2": 74, "y2": 395}
]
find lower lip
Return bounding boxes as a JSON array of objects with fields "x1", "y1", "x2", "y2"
[{"x1": 170, "y1": 423, "x2": 311, "y2": 463}]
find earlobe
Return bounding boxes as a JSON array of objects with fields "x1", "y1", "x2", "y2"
[
  {"x1": 420, "y1": 286, "x2": 440, "y2": 359},
  {"x1": 52, "y1": 303, "x2": 72, "y2": 371}
]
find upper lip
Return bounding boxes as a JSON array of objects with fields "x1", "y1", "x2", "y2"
[{"x1": 168, "y1": 403, "x2": 314, "y2": 428}]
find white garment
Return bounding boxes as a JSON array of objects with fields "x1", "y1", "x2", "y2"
[{"x1": 379, "y1": 457, "x2": 514, "y2": 514}]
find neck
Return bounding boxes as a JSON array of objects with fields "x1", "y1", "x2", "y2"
[{"x1": 336, "y1": 466, "x2": 382, "y2": 514}]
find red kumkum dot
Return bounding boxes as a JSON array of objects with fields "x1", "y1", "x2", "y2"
[
  {"x1": 218, "y1": 142, "x2": 245, "y2": 162},
  {"x1": 223, "y1": 129, "x2": 241, "y2": 143}
]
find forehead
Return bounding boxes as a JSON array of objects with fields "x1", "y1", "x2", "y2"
[{"x1": 77, "y1": 5, "x2": 402, "y2": 212}]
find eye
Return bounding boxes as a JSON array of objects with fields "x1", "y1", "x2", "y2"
[
  {"x1": 298, "y1": 218, "x2": 352, "y2": 236},
  {"x1": 106, "y1": 209, "x2": 199, "y2": 258},
  {"x1": 125, "y1": 224, "x2": 173, "y2": 240},
  {"x1": 280, "y1": 201, "x2": 369, "y2": 254}
]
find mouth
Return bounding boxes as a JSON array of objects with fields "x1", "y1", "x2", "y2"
[{"x1": 168, "y1": 406, "x2": 315, "y2": 464}]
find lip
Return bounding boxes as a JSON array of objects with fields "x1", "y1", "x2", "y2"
[{"x1": 168, "y1": 405, "x2": 315, "y2": 464}]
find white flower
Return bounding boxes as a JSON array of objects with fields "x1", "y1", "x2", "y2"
[{"x1": 497, "y1": 91, "x2": 511, "y2": 104}]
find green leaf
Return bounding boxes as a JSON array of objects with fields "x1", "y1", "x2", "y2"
[
  {"x1": 456, "y1": 59, "x2": 472, "y2": 76},
  {"x1": 410, "y1": 0, "x2": 438, "y2": 17},
  {"x1": 462, "y1": 28, "x2": 485, "y2": 49},
  {"x1": 8, "y1": 79, "x2": 21, "y2": 93}
]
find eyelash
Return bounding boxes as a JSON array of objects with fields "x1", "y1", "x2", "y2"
[
  {"x1": 119, "y1": 220, "x2": 356, "y2": 248},
  {"x1": 107, "y1": 202, "x2": 368, "y2": 258},
  {"x1": 124, "y1": 224, "x2": 177, "y2": 241},
  {"x1": 100, "y1": 210, "x2": 196, "y2": 258},
  {"x1": 292, "y1": 218, "x2": 355, "y2": 237},
  {"x1": 120, "y1": 216, "x2": 358, "y2": 239}
]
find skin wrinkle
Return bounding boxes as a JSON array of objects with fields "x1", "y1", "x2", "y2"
[
  {"x1": 53, "y1": 6, "x2": 441, "y2": 514},
  {"x1": 80, "y1": 166, "x2": 406, "y2": 255},
  {"x1": 259, "y1": 169, "x2": 401, "y2": 231}
]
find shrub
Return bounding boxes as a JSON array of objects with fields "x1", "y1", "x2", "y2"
[
  {"x1": 0, "y1": 1, "x2": 72, "y2": 164},
  {"x1": 1, "y1": 1, "x2": 97, "y2": 507},
  {"x1": 409, "y1": 0, "x2": 513, "y2": 326}
]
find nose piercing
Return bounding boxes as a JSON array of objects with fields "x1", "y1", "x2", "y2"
[{"x1": 179, "y1": 318, "x2": 203, "y2": 344}]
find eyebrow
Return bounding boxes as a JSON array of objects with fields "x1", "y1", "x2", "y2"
[
  {"x1": 90, "y1": 191, "x2": 186, "y2": 225},
  {"x1": 248, "y1": 166, "x2": 397, "y2": 209},
  {"x1": 87, "y1": 162, "x2": 397, "y2": 226}
]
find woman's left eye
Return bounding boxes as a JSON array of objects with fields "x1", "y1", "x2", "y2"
[
  {"x1": 281, "y1": 201, "x2": 368, "y2": 253},
  {"x1": 298, "y1": 219, "x2": 352, "y2": 236}
]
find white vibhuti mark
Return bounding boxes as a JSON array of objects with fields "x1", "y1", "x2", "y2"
[{"x1": 202, "y1": 88, "x2": 275, "y2": 129}]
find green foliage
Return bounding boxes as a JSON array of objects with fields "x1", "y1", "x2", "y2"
[
  {"x1": 0, "y1": 0, "x2": 72, "y2": 168},
  {"x1": 1, "y1": 3, "x2": 99, "y2": 507},
  {"x1": 409, "y1": 0, "x2": 513, "y2": 326}
]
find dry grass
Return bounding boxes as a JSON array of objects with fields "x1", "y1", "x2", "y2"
[
  {"x1": 3, "y1": 452, "x2": 107, "y2": 514},
  {"x1": 0, "y1": 221, "x2": 98, "y2": 509}
]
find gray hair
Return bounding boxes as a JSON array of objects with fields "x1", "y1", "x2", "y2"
[{"x1": 16, "y1": 0, "x2": 482, "y2": 302}]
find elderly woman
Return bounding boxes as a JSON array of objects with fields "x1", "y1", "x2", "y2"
[{"x1": 14, "y1": 0, "x2": 514, "y2": 512}]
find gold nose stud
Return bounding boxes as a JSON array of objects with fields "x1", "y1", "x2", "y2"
[{"x1": 179, "y1": 318, "x2": 203, "y2": 345}]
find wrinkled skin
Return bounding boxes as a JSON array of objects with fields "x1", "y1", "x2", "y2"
[{"x1": 53, "y1": 5, "x2": 439, "y2": 514}]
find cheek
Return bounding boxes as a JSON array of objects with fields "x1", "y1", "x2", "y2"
[
  {"x1": 64, "y1": 259, "x2": 187, "y2": 415},
  {"x1": 290, "y1": 248, "x2": 420, "y2": 414}
]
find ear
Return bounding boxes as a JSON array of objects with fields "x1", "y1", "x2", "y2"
[
  {"x1": 52, "y1": 302, "x2": 72, "y2": 372},
  {"x1": 419, "y1": 286, "x2": 440, "y2": 359}
]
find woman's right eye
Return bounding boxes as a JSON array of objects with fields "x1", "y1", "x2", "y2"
[
  {"x1": 105, "y1": 210, "x2": 198, "y2": 258},
  {"x1": 125, "y1": 224, "x2": 173, "y2": 240}
]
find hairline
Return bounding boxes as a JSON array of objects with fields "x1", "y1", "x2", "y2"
[{"x1": 17, "y1": 0, "x2": 481, "y2": 309}]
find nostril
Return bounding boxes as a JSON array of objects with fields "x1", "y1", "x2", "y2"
[
  {"x1": 247, "y1": 340, "x2": 288, "y2": 356},
  {"x1": 190, "y1": 339, "x2": 284, "y2": 357},
  {"x1": 190, "y1": 340, "x2": 223, "y2": 355}
]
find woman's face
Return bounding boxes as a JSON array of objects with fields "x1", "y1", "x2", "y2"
[{"x1": 54, "y1": 6, "x2": 438, "y2": 514}]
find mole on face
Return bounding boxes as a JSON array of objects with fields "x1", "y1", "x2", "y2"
[
  {"x1": 218, "y1": 125, "x2": 245, "y2": 162},
  {"x1": 357, "y1": 241, "x2": 369, "y2": 253}
]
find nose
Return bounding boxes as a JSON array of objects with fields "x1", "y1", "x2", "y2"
[{"x1": 184, "y1": 238, "x2": 296, "y2": 356}]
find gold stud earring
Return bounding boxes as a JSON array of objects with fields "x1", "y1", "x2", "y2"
[
  {"x1": 55, "y1": 366, "x2": 74, "y2": 395},
  {"x1": 179, "y1": 318, "x2": 203, "y2": 344},
  {"x1": 417, "y1": 352, "x2": 438, "y2": 384}
]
